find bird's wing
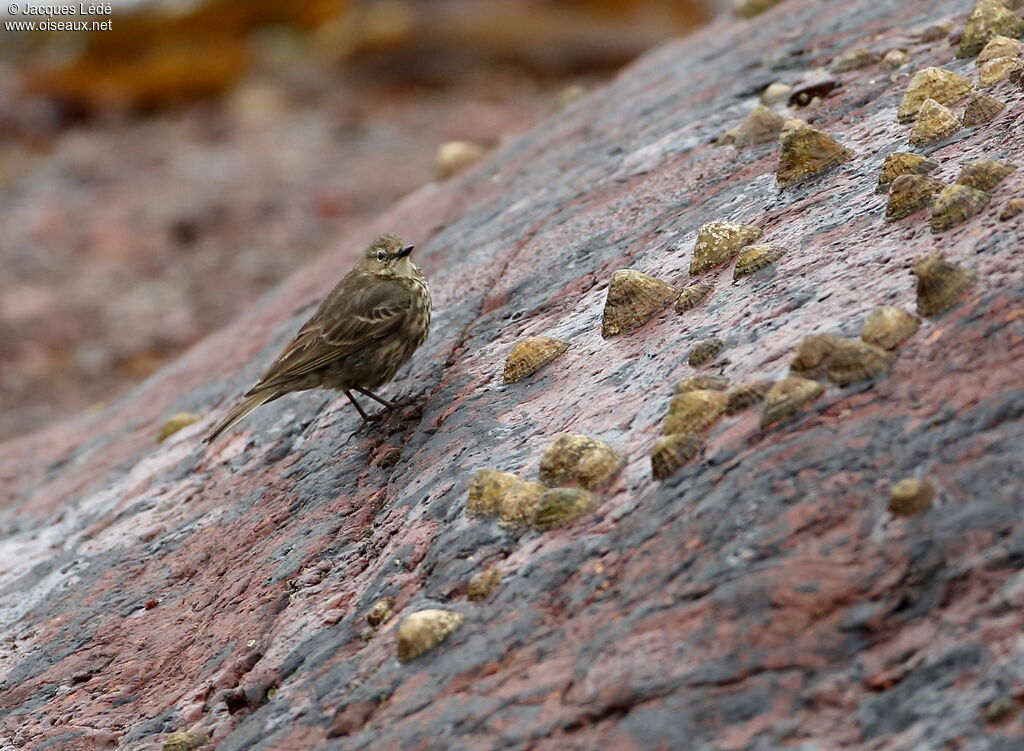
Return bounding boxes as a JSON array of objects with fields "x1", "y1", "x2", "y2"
[{"x1": 246, "y1": 278, "x2": 413, "y2": 394}]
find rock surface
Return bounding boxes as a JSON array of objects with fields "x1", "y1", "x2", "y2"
[{"x1": 2, "y1": 0, "x2": 1024, "y2": 749}]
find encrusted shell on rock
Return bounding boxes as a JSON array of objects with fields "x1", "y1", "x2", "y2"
[
  {"x1": 397, "y1": 609, "x2": 465, "y2": 662},
  {"x1": 688, "y1": 338, "x2": 726, "y2": 366},
  {"x1": 163, "y1": 732, "x2": 210, "y2": 751},
  {"x1": 909, "y1": 99, "x2": 961, "y2": 145},
  {"x1": 789, "y1": 334, "x2": 894, "y2": 385},
  {"x1": 690, "y1": 221, "x2": 762, "y2": 274},
  {"x1": 860, "y1": 306, "x2": 921, "y2": 350},
  {"x1": 1000, "y1": 197, "x2": 1024, "y2": 220},
  {"x1": 675, "y1": 283, "x2": 714, "y2": 313},
  {"x1": 978, "y1": 56, "x2": 1024, "y2": 86},
  {"x1": 930, "y1": 184, "x2": 991, "y2": 233},
  {"x1": 531, "y1": 488, "x2": 598, "y2": 531},
  {"x1": 664, "y1": 389, "x2": 729, "y2": 435},
  {"x1": 955, "y1": 159, "x2": 1017, "y2": 191},
  {"x1": 888, "y1": 478, "x2": 936, "y2": 516},
  {"x1": 498, "y1": 480, "x2": 547, "y2": 530},
  {"x1": 876, "y1": 153, "x2": 939, "y2": 193},
  {"x1": 830, "y1": 47, "x2": 882, "y2": 73},
  {"x1": 777, "y1": 125, "x2": 854, "y2": 185},
  {"x1": 897, "y1": 68, "x2": 973, "y2": 121},
  {"x1": 976, "y1": 34, "x2": 1024, "y2": 65},
  {"x1": 158, "y1": 412, "x2": 201, "y2": 442},
  {"x1": 675, "y1": 375, "x2": 729, "y2": 394},
  {"x1": 885, "y1": 174, "x2": 945, "y2": 221},
  {"x1": 467, "y1": 569, "x2": 501, "y2": 601},
  {"x1": 366, "y1": 596, "x2": 396, "y2": 627},
  {"x1": 913, "y1": 253, "x2": 978, "y2": 317},
  {"x1": 733, "y1": 244, "x2": 786, "y2": 279},
  {"x1": 725, "y1": 380, "x2": 775, "y2": 415},
  {"x1": 957, "y1": 0, "x2": 1024, "y2": 59},
  {"x1": 721, "y1": 106, "x2": 786, "y2": 147},
  {"x1": 539, "y1": 434, "x2": 624, "y2": 490},
  {"x1": 466, "y1": 469, "x2": 521, "y2": 518},
  {"x1": 760, "y1": 376, "x2": 826, "y2": 428},
  {"x1": 503, "y1": 337, "x2": 569, "y2": 384},
  {"x1": 650, "y1": 433, "x2": 704, "y2": 480},
  {"x1": 961, "y1": 91, "x2": 1007, "y2": 126},
  {"x1": 601, "y1": 270, "x2": 681, "y2": 338}
]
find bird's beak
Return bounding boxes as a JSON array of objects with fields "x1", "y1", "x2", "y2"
[{"x1": 397, "y1": 245, "x2": 414, "y2": 258}]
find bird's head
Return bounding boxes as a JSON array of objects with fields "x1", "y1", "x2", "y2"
[{"x1": 360, "y1": 234, "x2": 417, "y2": 278}]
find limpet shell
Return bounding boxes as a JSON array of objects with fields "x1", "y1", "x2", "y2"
[
  {"x1": 930, "y1": 184, "x2": 991, "y2": 233},
  {"x1": 957, "y1": 0, "x2": 1024, "y2": 59},
  {"x1": 397, "y1": 609, "x2": 465, "y2": 662},
  {"x1": 888, "y1": 478, "x2": 935, "y2": 516},
  {"x1": 830, "y1": 47, "x2": 881, "y2": 73},
  {"x1": 999, "y1": 197, "x2": 1024, "y2": 220},
  {"x1": 435, "y1": 141, "x2": 485, "y2": 179},
  {"x1": 913, "y1": 253, "x2": 978, "y2": 317},
  {"x1": 675, "y1": 283, "x2": 714, "y2": 313},
  {"x1": 690, "y1": 221, "x2": 762, "y2": 274},
  {"x1": 976, "y1": 35, "x2": 1024, "y2": 65},
  {"x1": 760, "y1": 376, "x2": 825, "y2": 428},
  {"x1": 777, "y1": 125, "x2": 854, "y2": 185},
  {"x1": 761, "y1": 82, "x2": 791, "y2": 106},
  {"x1": 158, "y1": 412, "x2": 201, "y2": 442},
  {"x1": 955, "y1": 159, "x2": 1016, "y2": 192},
  {"x1": 650, "y1": 433, "x2": 704, "y2": 480},
  {"x1": 531, "y1": 488, "x2": 598, "y2": 531},
  {"x1": 467, "y1": 569, "x2": 501, "y2": 601},
  {"x1": 664, "y1": 389, "x2": 729, "y2": 435},
  {"x1": 909, "y1": 99, "x2": 960, "y2": 145},
  {"x1": 860, "y1": 306, "x2": 921, "y2": 350},
  {"x1": 885, "y1": 174, "x2": 945, "y2": 221},
  {"x1": 163, "y1": 732, "x2": 210, "y2": 751},
  {"x1": 601, "y1": 270, "x2": 680, "y2": 338},
  {"x1": 978, "y1": 56, "x2": 1024, "y2": 87},
  {"x1": 675, "y1": 375, "x2": 729, "y2": 394},
  {"x1": 881, "y1": 50, "x2": 910, "y2": 70},
  {"x1": 961, "y1": 91, "x2": 1007, "y2": 127},
  {"x1": 897, "y1": 67, "x2": 973, "y2": 121},
  {"x1": 688, "y1": 338, "x2": 726, "y2": 366},
  {"x1": 721, "y1": 106, "x2": 786, "y2": 148},
  {"x1": 366, "y1": 596, "x2": 396, "y2": 627},
  {"x1": 725, "y1": 380, "x2": 775, "y2": 415},
  {"x1": 790, "y1": 334, "x2": 894, "y2": 385},
  {"x1": 734, "y1": 244, "x2": 786, "y2": 279},
  {"x1": 503, "y1": 337, "x2": 569, "y2": 384},
  {"x1": 539, "y1": 434, "x2": 625, "y2": 490},
  {"x1": 466, "y1": 469, "x2": 521, "y2": 518},
  {"x1": 498, "y1": 480, "x2": 547, "y2": 530},
  {"x1": 876, "y1": 153, "x2": 939, "y2": 194}
]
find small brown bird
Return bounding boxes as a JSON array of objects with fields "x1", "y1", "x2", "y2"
[{"x1": 204, "y1": 234, "x2": 431, "y2": 443}]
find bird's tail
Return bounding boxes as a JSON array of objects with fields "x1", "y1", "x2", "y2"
[{"x1": 204, "y1": 389, "x2": 278, "y2": 444}]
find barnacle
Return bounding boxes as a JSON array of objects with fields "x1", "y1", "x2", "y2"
[
  {"x1": 725, "y1": 380, "x2": 775, "y2": 415},
  {"x1": 397, "y1": 609, "x2": 465, "y2": 661},
  {"x1": 976, "y1": 34, "x2": 1024, "y2": 65},
  {"x1": 790, "y1": 334, "x2": 894, "y2": 385},
  {"x1": 650, "y1": 433, "x2": 703, "y2": 480},
  {"x1": 897, "y1": 68, "x2": 973, "y2": 121},
  {"x1": 957, "y1": 0, "x2": 1024, "y2": 59},
  {"x1": 955, "y1": 159, "x2": 1016, "y2": 191},
  {"x1": 888, "y1": 478, "x2": 935, "y2": 516},
  {"x1": 876, "y1": 153, "x2": 939, "y2": 194},
  {"x1": 690, "y1": 221, "x2": 762, "y2": 274},
  {"x1": 909, "y1": 99, "x2": 960, "y2": 145},
  {"x1": 688, "y1": 338, "x2": 726, "y2": 366},
  {"x1": 503, "y1": 337, "x2": 569, "y2": 384},
  {"x1": 777, "y1": 125, "x2": 854, "y2": 185},
  {"x1": 664, "y1": 389, "x2": 729, "y2": 434},
  {"x1": 830, "y1": 48, "x2": 882, "y2": 73},
  {"x1": 466, "y1": 469, "x2": 521, "y2": 518},
  {"x1": 961, "y1": 91, "x2": 1007, "y2": 126},
  {"x1": 930, "y1": 184, "x2": 991, "y2": 233},
  {"x1": 158, "y1": 412, "x2": 201, "y2": 442},
  {"x1": 675, "y1": 283, "x2": 714, "y2": 313},
  {"x1": 366, "y1": 596, "x2": 396, "y2": 627},
  {"x1": 978, "y1": 56, "x2": 1024, "y2": 86},
  {"x1": 860, "y1": 306, "x2": 921, "y2": 350},
  {"x1": 760, "y1": 377, "x2": 825, "y2": 428},
  {"x1": 734, "y1": 244, "x2": 786, "y2": 279},
  {"x1": 467, "y1": 569, "x2": 501, "y2": 601},
  {"x1": 721, "y1": 106, "x2": 786, "y2": 148},
  {"x1": 675, "y1": 375, "x2": 729, "y2": 394},
  {"x1": 539, "y1": 434, "x2": 625, "y2": 490},
  {"x1": 885, "y1": 174, "x2": 945, "y2": 221},
  {"x1": 601, "y1": 270, "x2": 681, "y2": 338},
  {"x1": 912, "y1": 253, "x2": 978, "y2": 317},
  {"x1": 531, "y1": 488, "x2": 598, "y2": 531},
  {"x1": 498, "y1": 480, "x2": 547, "y2": 530}
]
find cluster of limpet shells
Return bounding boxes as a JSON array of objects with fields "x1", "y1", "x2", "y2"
[{"x1": 789, "y1": 334, "x2": 894, "y2": 386}]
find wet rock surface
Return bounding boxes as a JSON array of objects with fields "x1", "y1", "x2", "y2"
[{"x1": 2, "y1": 0, "x2": 1024, "y2": 749}]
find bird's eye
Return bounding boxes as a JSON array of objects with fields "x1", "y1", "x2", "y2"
[{"x1": 376, "y1": 250, "x2": 387, "y2": 262}]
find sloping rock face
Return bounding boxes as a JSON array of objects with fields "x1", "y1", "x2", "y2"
[{"x1": 2, "y1": 0, "x2": 1024, "y2": 749}]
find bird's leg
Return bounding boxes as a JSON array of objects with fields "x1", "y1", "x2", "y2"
[
  {"x1": 352, "y1": 386, "x2": 395, "y2": 410},
  {"x1": 343, "y1": 390, "x2": 375, "y2": 422}
]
